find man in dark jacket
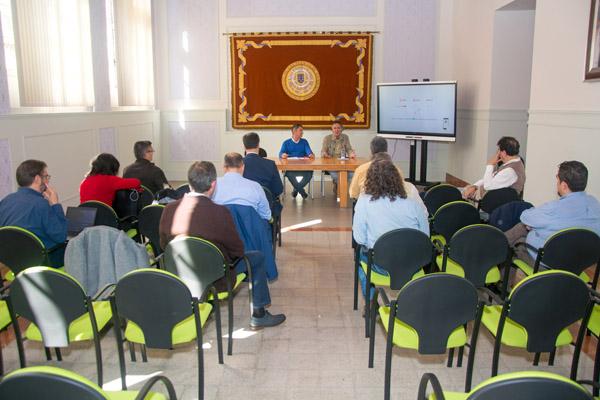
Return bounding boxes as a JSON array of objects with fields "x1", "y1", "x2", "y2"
[
  {"x1": 123, "y1": 140, "x2": 170, "y2": 195},
  {"x1": 159, "y1": 161, "x2": 285, "y2": 329}
]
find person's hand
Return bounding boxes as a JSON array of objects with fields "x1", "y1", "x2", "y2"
[
  {"x1": 43, "y1": 185, "x2": 59, "y2": 205},
  {"x1": 281, "y1": 153, "x2": 288, "y2": 159},
  {"x1": 462, "y1": 185, "x2": 477, "y2": 200},
  {"x1": 350, "y1": 151, "x2": 356, "y2": 159},
  {"x1": 487, "y1": 151, "x2": 500, "y2": 166},
  {"x1": 308, "y1": 153, "x2": 315, "y2": 160}
]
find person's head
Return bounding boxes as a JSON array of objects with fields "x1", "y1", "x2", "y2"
[
  {"x1": 332, "y1": 122, "x2": 343, "y2": 139},
  {"x1": 133, "y1": 140, "x2": 154, "y2": 161},
  {"x1": 370, "y1": 136, "x2": 388, "y2": 157},
  {"x1": 223, "y1": 152, "x2": 244, "y2": 173},
  {"x1": 497, "y1": 137, "x2": 520, "y2": 160},
  {"x1": 364, "y1": 159, "x2": 407, "y2": 201},
  {"x1": 16, "y1": 159, "x2": 49, "y2": 192},
  {"x1": 557, "y1": 160, "x2": 588, "y2": 196},
  {"x1": 89, "y1": 153, "x2": 120, "y2": 176},
  {"x1": 187, "y1": 161, "x2": 217, "y2": 194},
  {"x1": 291, "y1": 124, "x2": 304, "y2": 141},
  {"x1": 243, "y1": 132, "x2": 260, "y2": 151}
]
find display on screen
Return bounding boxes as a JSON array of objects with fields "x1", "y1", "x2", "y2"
[{"x1": 377, "y1": 81, "x2": 457, "y2": 142}]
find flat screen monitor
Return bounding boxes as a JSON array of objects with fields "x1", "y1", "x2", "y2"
[{"x1": 377, "y1": 81, "x2": 457, "y2": 142}]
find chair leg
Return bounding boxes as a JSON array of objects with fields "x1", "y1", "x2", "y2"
[
  {"x1": 533, "y1": 352, "x2": 541, "y2": 366},
  {"x1": 457, "y1": 346, "x2": 464, "y2": 368},
  {"x1": 44, "y1": 347, "x2": 52, "y2": 361},
  {"x1": 129, "y1": 342, "x2": 137, "y2": 362},
  {"x1": 214, "y1": 299, "x2": 224, "y2": 364},
  {"x1": 384, "y1": 309, "x2": 396, "y2": 400},
  {"x1": 227, "y1": 295, "x2": 234, "y2": 356},
  {"x1": 55, "y1": 347, "x2": 62, "y2": 361},
  {"x1": 593, "y1": 337, "x2": 600, "y2": 397},
  {"x1": 141, "y1": 344, "x2": 148, "y2": 362},
  {"x1": 368, "y1": 296, "x2": 378, "y2": 368},
  {"x1": 491, "y1": 339, "x2": 501, "y2": 377},
  {"x1": 447, "y1": 348, "x2": 454, "y2": 367},
  {"x1": 353, "y1": 247, "x2": 359, "y2": 311},
  {"x1": 194, "y1": 301, "x2": 205, "y2": 400},
  {"x1": 364, "y1": 287, "x2": 371, "y2": 338},
  {"x1": 548, "y1": 348, "x2": 556, "y2": 366},
  {"x1": 0, "y1": 342, "x2": 3, "y2": 376}
]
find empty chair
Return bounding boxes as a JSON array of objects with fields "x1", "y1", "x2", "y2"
[
  {"x1": 0, "y1": 366, "x2": 177, "y2": 399},
  {"x1": 430, "y1": 200, "x2": 481, "y2": 246},
  {"x1": 0, "y1": 226, "x2": 59, "y2": 279},
  {"x1": 479, "y1": 187, "x2": 520, "y2": 215},
  {"x1": 417, "y1": 371, "x2": 594, "y2": 400},
  {"x1": 137, "y1": 204, "x2": 165, "y2": 258},
  {"x1": 262, "y1": 186, "x2": 282, "y2": 254},
  {"x1": 423, "y1": 184, "x2": 462, "y2": 216},
  {"x1": 6, "y1": 267, "x2": 112, "y2": 385}
]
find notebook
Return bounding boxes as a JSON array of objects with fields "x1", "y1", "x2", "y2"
[{"x1": 66, "y1": 206, "x2": 97, "y2": 239}]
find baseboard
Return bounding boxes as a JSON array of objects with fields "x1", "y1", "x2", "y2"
[{"x1": 445, "y1": 173, "x2": 468, "y2": 187}]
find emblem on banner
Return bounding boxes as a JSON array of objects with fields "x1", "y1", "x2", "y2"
[{"x1": 281, "y1": 61, "x2": 320, "y2": 101}]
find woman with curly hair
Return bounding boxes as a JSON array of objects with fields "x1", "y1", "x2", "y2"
[{"x1": 353, "y1": 158, "x2": 429, "y2": 296}]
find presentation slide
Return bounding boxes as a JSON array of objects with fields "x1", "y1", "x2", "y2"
[{"x1": 378, "y1": 83, "x2": 456, "y2": 136}]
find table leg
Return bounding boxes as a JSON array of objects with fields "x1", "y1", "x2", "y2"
[{"x1": 339, "y1": 170, "x2": 348, "y2": 208}]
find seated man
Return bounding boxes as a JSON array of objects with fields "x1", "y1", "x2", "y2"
[
  {"x1": 321, "y1": 122, "x2": 356, "y2": 194},
  {"x1": 0, "y1": 159, "x2": 67, "y2": 267},
  {"x1": 462, "y1": 136, "x2": 525, "y2": 200},
  {"x1": 242, "y1": 132, "x2": 283, "y2": 216},
  {"x1": 505, "y1": 160, "x2": 600, "y2": 266},
  {"x1": 123, "y1": 140, "x2": 170, "y2": 195},
  {"x1": 159, "y1": 161, "x2": 285, "y2": 328},
  {"x1": 349, "y1": 136, "x2": 427, "y2": 215},
  {"x1": 279, "y1": 123, "x2": 314, "y2": 199}
]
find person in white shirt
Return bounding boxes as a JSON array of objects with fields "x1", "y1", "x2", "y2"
[{"x1": 462, "y1": 136, "x2": 525, "y2": 200}]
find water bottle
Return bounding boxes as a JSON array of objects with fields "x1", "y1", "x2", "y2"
[{"x1": 340, "y1": 148, "x2": 347, "y2": 160}]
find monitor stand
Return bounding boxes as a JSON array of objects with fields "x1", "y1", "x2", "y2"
[{"x1": 407, "y1": 139, "x2": 439, "y2": 189}]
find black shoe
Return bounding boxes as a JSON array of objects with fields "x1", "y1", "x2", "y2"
[
  {"x1": 250, "y1": 311, "x2": 286, "y2": 329},
  {"x1": 300, "y1": 190, "x2": 308, "y2": 199},
  {"x1": 292, "y1": 189, "x2": 298, "y2": 198}
]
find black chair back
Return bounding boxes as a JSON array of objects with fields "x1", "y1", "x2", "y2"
[
  {"x1": 138, "y1": 205, "x2": 165, "y2": 256},
  {"x1": 488, "y1": 200, "x2": 533, "y2": 231},
  {"x1": 175, "y1": 184, "x2": 190, "y2": 197},
  {"x1": 479, "y1": 187, "x2": 520, "y2": 214},
  {"x1": 372, "y1": 228, "x2": 433, "y2": 290},
  {"x1": 0, "y1": 369, "x2": 107, "y2": 400},
  {"x1": 507, "y1": 271, "x2": 590, "y2": 353},
  {"x1": 538, "y1": 228, "x2": 600, "y2": 277},
  {"x1": 431, "y1": 201, "x2": 480, "y2": 242},
  {"x1": 395, "y1": 274, "x2": 479, "y2": 354},
  {"x1": 79, "y1": 201, "x2": 119, "y2": 229},
  {"x1": 447, "y1": 224, "x2": 509, "y2": 288},
  {"x1": 162, "y1": 236, "x2": 226, "y2": 299},
  {"x1": 423, "y1": 184, "x2": 462, "y2": 216},
  {"x1": 114, "y1": 269, "x2": 196, "y2": 349},
  {"x1": 0, "y1": 227, "x2": 48, "y2": 275},
  {"x1": 467, "y1": 375, "x2": 592, "y2": 400}
]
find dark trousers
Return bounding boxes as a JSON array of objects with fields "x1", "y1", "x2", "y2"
[
  {"x1": 236, "y1": 250, "x2": 271, "y2": 309},
  {"x1": 284, "y1": 171, "x2": 313, "y2": 192}
]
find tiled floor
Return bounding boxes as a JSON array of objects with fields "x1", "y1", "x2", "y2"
[{"x1": 1, "y1": 183, "x2": 597, "y2": 399}]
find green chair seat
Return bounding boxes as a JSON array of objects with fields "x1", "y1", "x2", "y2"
[
  {"x1": 126, "y1": 229, "x2": 138, "y2": 239},
  {"x1": 25, "y1": 300, "x2": 112, "y2": 342},
  {"x1": 209, "y1": 272, "x2": 246, "y2": 300},
  {"x1": 588, "y1": 304, "x2": 600, "y2": 337},
  {"x1": 107, "y1": 391, "x2": 166, "y2": 400},
  {"x1": 429, "y1": 392, "x2": 465, "y2": 400},
  {"x1": 124, "y1": 302, "x2": 213, "y2": 345},
  {"x1": 436, "y1": 255, "x2": 501, "y2": 284},
  {"x1": 0, "y1": 300, "x2": 10, "y2": 330},
  {"x1": 360, "y1": 261, "x2": 424, "y2": 286},
  {"x1": 431, "y1": 234, "x2": 446, "y2": 247},
  {"x1": 379, "y1": 305, "x2": 468, "y2": 350},
  {"x1": 513, "y1": 258, "x2": 591, "y2": 283},
  {"x1": 482, "y1": 304, "x2": 573, "y2": 348}
]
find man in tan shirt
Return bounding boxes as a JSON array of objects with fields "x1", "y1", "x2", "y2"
[
  {"x1": 321, "y1": 122, "x2": 356, "y2": 194},
  {"x1": 349, "y1": 136, "x2": 427, "y2": 215}
]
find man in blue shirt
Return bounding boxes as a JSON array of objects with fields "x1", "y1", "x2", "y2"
[
  {"x1": 0, "y1": 159, "x2": 67, "y2": 267},
  {"x1": 506, "y1": 160, "x2": 600, "y2": 265},
  {"x1": 278, "y1": 124, "x2": 314, "y2": 199},
  {"x1": 242, "y1": 132, "x2": 283, "y2": 216}
]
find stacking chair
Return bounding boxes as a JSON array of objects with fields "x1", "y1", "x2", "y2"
[
  {"x1": 0, "y1": 290, "x2": 11, "y2": 376},
  {"x1": 478, "y1": 187, "x2": 520, "y2": 215},
  {"x1": 430, "y1": 201, "x2": 481, "y2": 246},
  {"x1": 79, "y1": 200, "x2": 138, "y2": 238},
  {"x1": 436, "y1": 224, "x2": 510, "y2": 296},
  {"x1": 262, "y1": 186, "x2": 282, "y2": 254},
  {"x1": 6, "y1": 267, "x2": 113, "y2": 385},
  {"x1": 353, "y1": 228, "x2": 434, "y2": 337},
  {"x1": 0, "y1": 366, "x2": 177, "y2": 399},
  {"x1": 417, "y1": 371, "x2": 594, "y2": 400},
  {"x1": 422, "y1": 183, "x2": 462, "y2": 216},
  {"x1": 111, "y1": 269, "x2": 219, "y2": 400},
  {"x1": 137, "y1": 204, "x2": 165, "y2": 259},
  {"x1": 163, "y1": 236, "x2": 249, "y2": 356},
  {"x1": 369, "y1": 274, "x2": 483, "y2": 400},
  {"x1": 512, "y1": 228, "x2": 600, "y2": 288},
  {"x1": 0, "y1": 226, "x2": 61, "y2": 280},
  {"x1": 481, "y1": 270, "x2": 592, "y2": 378}
]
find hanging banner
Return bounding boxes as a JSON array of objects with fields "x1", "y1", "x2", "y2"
[{"x1": 230, "y1": 32, "x2": 373, "y2": 129}]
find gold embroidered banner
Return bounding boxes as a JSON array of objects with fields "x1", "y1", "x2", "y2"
[{"x1": 230, "y1": 32, "x2": 373, "y2": 129}]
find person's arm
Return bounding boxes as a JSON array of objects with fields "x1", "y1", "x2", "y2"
[
  {"x1": 352, "y1": 195, "x2": 368, "y2": 246},
  {"x1": 414, "y1": 201, "x2": 430, "y2": 236},
  {"x1": 270, "y1": 163, "x2": 284, "y2": 197},
  {"x1": 255, "y1": 185, "x2": 272, "y2": 221},
  {"x1": 158, "y1": 207, "x2": 171, "y2": 250},
  {"x1": 304, "y1": 140, "x2": 315, "y2": 159},
  {"x1": 405, "y1": 182, "x2": 428, "y2": 217},
  {"x1": 155, "y1": 167, "x2": 170, "y2": 189},
  {"x1": 520, "y1": 204, "x2": 553, "y2": 230},
  {"x1": 321, "y1": 136, "x2": 330, "y2": 157},
  {"x1": 112, "y1": 176, "x2": 142, "y2": 190},
  {"x1": 41, "y1": 201, "x2": 68, "y2": 245},
  {"x1": 345, "y1": 135, "x2": 356, "y2": 158},
  {"x1": 349, "y1": 166, "x2": 364, "y2": 199},
  {"x1": 279, "y1": 141, "x2": 288, "y2": 158},
  {"x1": 481, "y1": 166, "x2": 517, "y2": 191}
]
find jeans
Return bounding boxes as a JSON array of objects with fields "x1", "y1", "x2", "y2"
[
  {"x1": 284, "y1": 171, "x2": 313, "y2": 192},
  {"x1": 357, "y1": 249, "x2": 388, "y2": 300},
  {"x1": 235, "y1": 250, "x2": 271, "y2": 308}
]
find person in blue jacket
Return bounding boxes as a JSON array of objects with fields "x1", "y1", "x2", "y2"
[{"x1": 278, "y1": 124, "x2": 314, "y2": 199}]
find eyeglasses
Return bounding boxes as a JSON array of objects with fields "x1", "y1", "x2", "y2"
[
  {"x1": 146, "y1": 150, "x2": 155, "y2": 153},
  {"x1": 40, "y1": 174, "x2": 51, "y2": 180}
]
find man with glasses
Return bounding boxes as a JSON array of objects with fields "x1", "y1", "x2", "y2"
[
  {"x1": 0, "y1": 159, "x2": 67, "y2": 266},
  {"x1": 123, "y1": 140, "x2": 170, "y2": 195}
]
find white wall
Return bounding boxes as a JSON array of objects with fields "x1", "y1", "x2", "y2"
[{"x1": 525, "y1": 0, "x2": 600, "y2": 205}]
